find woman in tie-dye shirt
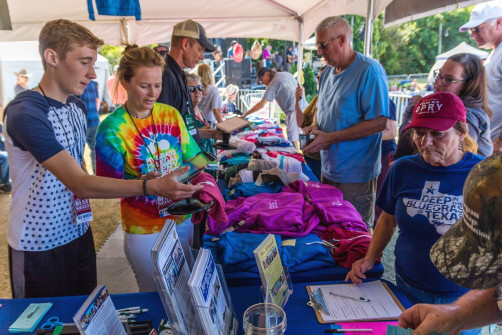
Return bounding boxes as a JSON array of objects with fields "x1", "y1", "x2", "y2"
[{"x1": 96, "y1": 45, "x2": 201, "y2": 291}]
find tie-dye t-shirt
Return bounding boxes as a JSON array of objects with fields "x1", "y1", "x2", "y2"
[{"x1": 96, "y1": 102, "x2": 201, "y2": 234}]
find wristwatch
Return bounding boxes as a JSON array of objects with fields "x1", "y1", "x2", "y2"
[{"x1": 495, "y1": 283, "x2": 502, "y2": 312}]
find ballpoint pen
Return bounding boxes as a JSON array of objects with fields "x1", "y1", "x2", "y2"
[
  {"x1": 118, "y1": 308, "x2": 149, "y2": 314},
  {"x1": 329, "y1": 291, "x2": 371, "y2": 302},
  {"x1": 325, "y1": 329, "x2": 373, "y2": 333},
  {"x1": 117, "y1": 306, "x2": 141, "y2": 312}
]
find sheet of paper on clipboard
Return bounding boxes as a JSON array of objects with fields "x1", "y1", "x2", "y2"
[
  {"x1": 216, "y1": 116, "x2": 250, "y2": 134},
  {"x1": 306, "y1": 280, "x2": 405, "y2": 323}
]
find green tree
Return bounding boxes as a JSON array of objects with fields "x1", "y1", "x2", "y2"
[
  {"x1": 303, "y1": 63, "x2": 317, "y2": 101},
  {"x1": 99, "y1": 45, "x2": 124, "y2": 70},
  {"x1": 375, "y1": 7, "x2": 473, "y2": 74}
]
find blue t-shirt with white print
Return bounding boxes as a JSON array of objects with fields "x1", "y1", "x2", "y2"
[{"x1": 377, "y1": 152, "x2": 483, "y2": 295}]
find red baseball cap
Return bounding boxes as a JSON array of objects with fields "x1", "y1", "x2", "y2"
[{"x1": 402, "y1": 92, "x2": 467, "y2": 132}]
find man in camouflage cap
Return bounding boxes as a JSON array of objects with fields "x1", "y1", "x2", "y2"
[
  {"x1": 430, "y1": 152, "x2": 502, "y2": 289},
  {"x1": 398, "y1": 152, "x2": 502, "y2": 335}
]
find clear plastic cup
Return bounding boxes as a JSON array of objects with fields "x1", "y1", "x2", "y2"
[{"x1": 243, "y1": 303, "x2": 287, "y2": 335}]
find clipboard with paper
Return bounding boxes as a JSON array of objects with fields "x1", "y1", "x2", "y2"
[{"x1": 306, "y1": 280, "x2": 405, "y2": 324}]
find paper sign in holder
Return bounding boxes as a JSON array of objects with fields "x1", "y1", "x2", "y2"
[{"x1": 153, "y1": 238, "x2": 238, "y2": 335}]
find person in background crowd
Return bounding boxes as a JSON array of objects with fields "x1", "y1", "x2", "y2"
[
  {"x1": 0, "y1": 151, "x2": 10, "y2": 193},
  {"x1": 396, "y1": 53, "x2": 493, "y2": 158},
  {"x1": 153, "y1": 45, "x2": 169, "y2": 61},
  {"x1": 262, "y1": 45, "x2": 275, "y2": 67},
  {"x1": 292, "y1": 46, "x2": 299, "y2": 62},
  {"x1": 4, "y1": 19, "x2": 201, "y2": 299},
  {"x1": 77, "y1": 80, "x2": 100, "y2": 173},
  {"x1": 196, "y1": 63, "x2": 223, "y2": 124},
  {"x1": 347, "y1": 92, "x2": 483, "y2": 335},
  {"x1": 186, "y1": 73, "x2": 218, "y2": 156},
  {"x1": 96, "y1": 45, "x2": 202, "y2": 292},
  {"x1": 294, "y1": 65, "x2": 327, "y2": 180},
  {"x1": 303, "y1": 16, "x2": 389, "y2": 228},
  {"x1": 286, "y1": 46, "x2": 295, "y2": 72},
  {"x1": 0, "y1": 123, "x2": 11, "y2": 193},
  {"x1": 222, "y1": 84, "x2": 239, "y2": 115},
  {"x1": 374, "y1": 99, "x2": 397, "y2": 226},
  {"x1": 14, "y1": 69, "x2": 31, "y2": 95},
  {"x1": 106, "y1": 64, "x2": 127, "y2": 111},
  {"x1": 212, "y1": 44, "x2": 223, "y2": 62},
  {"x1": 411, "y1": 78, "x2": 419, "y2": 91},
  {"x1": 157, "y1": 19, "x2": 215, "y2": 146},
  {"x1": 244, "y1": 67, "x2": 301, "y2": 150},
  {"x1": 460, "y1": 1, "x2": 502, "y2": 152},
  {"x1": 399, "y1": 152, "x2": 502, "y2": 335},
  {"x1": 273, "y1": 47, "x2": 284, "y2": 71},
  {"x1": 227, "y1": 40, "x2": 237, "y2": 58}
]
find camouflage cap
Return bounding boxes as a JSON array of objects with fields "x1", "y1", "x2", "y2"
[{"x1": 430, "y1": 152, "x2": 502, "y2": 289}]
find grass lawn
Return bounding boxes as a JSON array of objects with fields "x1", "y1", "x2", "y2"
[{"x1": 0, "y1": 141, "x2": 121, "y2": 299}]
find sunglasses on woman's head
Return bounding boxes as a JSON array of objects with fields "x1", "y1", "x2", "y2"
[{"x1": 188, "y1": 85, "x2": 204, "y2": 93}]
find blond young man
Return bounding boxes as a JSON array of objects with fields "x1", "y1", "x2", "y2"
[{"x1": 4, "y1": 19, "x2": 202, "y2": 298}]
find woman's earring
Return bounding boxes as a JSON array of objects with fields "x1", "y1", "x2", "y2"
[{"x1": 458, "y1": 140, "x2": 463, "y2": 151}]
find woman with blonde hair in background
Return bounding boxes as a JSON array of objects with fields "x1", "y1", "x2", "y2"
[{"x1": 196, "y1": 63, "x2": 223, "y2": 124}]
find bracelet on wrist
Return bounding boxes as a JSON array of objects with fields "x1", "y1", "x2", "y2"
[{"x1": 143, "y1": 178, "x2": 149, "y2": 196}]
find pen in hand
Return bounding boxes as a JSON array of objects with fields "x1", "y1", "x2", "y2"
[{"x1": 329, "y1": 291, "x2": 371, "y2": 302}]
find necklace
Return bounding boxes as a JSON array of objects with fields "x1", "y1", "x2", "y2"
[
  {"x1": 124, "y1": 103, "x2": 161, "y2": 172},
  {"x1": 124, "y1": 102, "x2": 152, "y2": 119}
]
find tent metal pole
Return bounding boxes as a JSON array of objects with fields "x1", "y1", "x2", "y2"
[
  {"x1": 363, "y1": 0, "x2": 375, "y2": 57},
  {"x1": 0, "y1": 0, "x2": 12, "y2": 30},
  {"x1": 297, "y1": 20, "x2": 304, "y2": 87},
  {"x1": 121, "y1": 19, "x2": 130, "y2": 45}
]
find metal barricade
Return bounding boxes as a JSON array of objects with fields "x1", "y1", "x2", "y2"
[
  {"x1": 387, "y1": 74, "x2": 409, "y2": 83},
  {"x1": 408, "y1": 73, "x2": 429, "y2": 82},
  {"x1": 239, "y1": 90, "x2": 280, "y2": 122},
  {"x1": 389, "y1": 92, "x2": 412, "y2": 128}
]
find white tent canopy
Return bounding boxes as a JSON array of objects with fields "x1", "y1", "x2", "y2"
[
  {"x1": 0, "y1": 0, "x2": 394, "y2": 47},
  {"x1": 384, "y1": 0, "x2": 487, "y2": 27},
  {"x1": 427, "y1": 41, "x2": 489, "y2": 82},
  {"x1": 435, "y1": 41, "x2": 489, "y2": 60},
  {"x1": 1, "y1": 0, "x2": 493, "y2": 56},
  {"x1": 0, "y1": 41, "x2": 110, "y2": 107},
  {"x1": 304, "y1": 36, "x2": 317, "y2": 50}
]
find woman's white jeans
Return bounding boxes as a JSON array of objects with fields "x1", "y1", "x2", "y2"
[{"x1": 123, "y1": 218, "x2": 194, "y2": 292}]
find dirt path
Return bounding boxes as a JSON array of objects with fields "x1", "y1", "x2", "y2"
[{"x1": 0, "y1": 194, "x2": 120, "y2": 299}]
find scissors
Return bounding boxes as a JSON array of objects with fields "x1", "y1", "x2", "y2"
[{"x1": 40, "y1": 316, "x2": 65, "y2": 330}]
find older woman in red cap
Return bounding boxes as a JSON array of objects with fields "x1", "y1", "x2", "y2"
[{"x1": 346, "y1": 92, "x2": 483, "y2": 335}]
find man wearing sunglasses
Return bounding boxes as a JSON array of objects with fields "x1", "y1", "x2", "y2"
[
  {"x1": 460, "y1": 1, "x2": 502, "y2": 152},
  {"x1": 157, "y1": 19, "x2": 215, "y2": 146},
  {"x1": 303, "y1": 16, "x2": 389, "y2": 229}
]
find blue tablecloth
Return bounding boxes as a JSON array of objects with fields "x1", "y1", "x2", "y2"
[
  {"x1": 0, "y1": 291, "x2": 166, "y2": 334},
  {"x1": 0, "y1": 279, "x2": 410, "y2": 334}
]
